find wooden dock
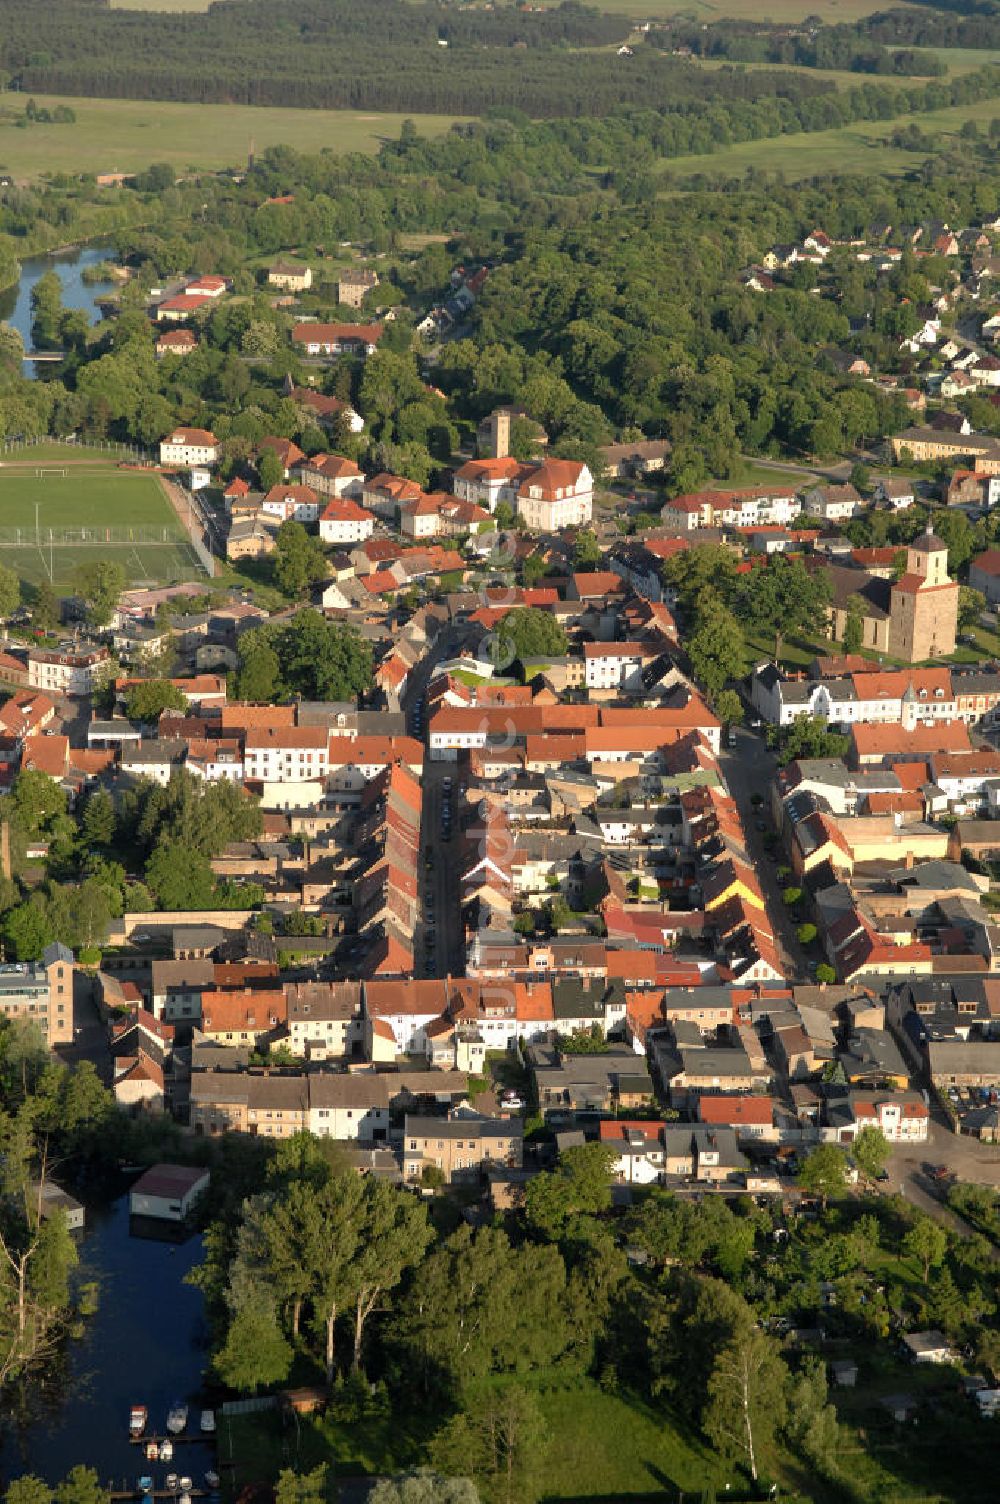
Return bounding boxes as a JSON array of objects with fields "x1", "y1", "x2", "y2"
[
  {"x1": 108, "y1": 1491, "x2": 213, "y2": 1501},
  {"x1": 128, "y1": 1435, "x2": 210, "y2": 1446}
]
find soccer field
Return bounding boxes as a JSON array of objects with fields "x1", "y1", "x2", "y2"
[
  {"x1": 0, "y1": 455, "x2": 205, "y2": 586},
  {"x1": 0, "y1": 464, "x2": 179, "y2": 530}
]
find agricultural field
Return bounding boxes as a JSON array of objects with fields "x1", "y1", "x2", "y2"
[
  {"x1": 661, "y1": 94, "x2": 1000, "y2": 182},
  {"x1": 0, "y1": 95, "x2": 465, "y2": 180},
  {"x1": 608, "y1": 0, "x2": 903, "y2": 20},
  {"x1": 696, "y1": 48, "x2": 1000, "y2": 88},
  {"x1": 0, "y1": 446, "x2": 203, "y2": 586}
]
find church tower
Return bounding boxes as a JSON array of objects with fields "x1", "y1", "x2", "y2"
[{"x1": 888, "y1": 525, "x2": 958, "y2": 662}]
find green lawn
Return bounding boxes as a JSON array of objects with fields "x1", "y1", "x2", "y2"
[
  {"x1": 221, "y1": 1379, "x2": 745, "y2": 1502},
  {"x1": 0, "y1": 95, "x2": 465, "y2": 179},
  {"x1": 0, "y1": 447, "x2": 204, "y2": 585},
  {"x1": 720, "y1": 459, "x2": 817, "y2": 489},
  {"x1": 661, "y1": 96, "x2": 1000, "y2": 183}
]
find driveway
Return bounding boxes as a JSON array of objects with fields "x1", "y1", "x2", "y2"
[
  {"x1": 718, "y1": 727, "x2": 808, "y2": 980},
  {"x1": 874, "y1": 1117, "x2": 1000, "y2": 1239}
]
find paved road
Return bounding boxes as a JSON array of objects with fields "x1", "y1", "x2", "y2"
[
  {"x1": 718, "y1": 727, "x2": 808, "y2": 981},
  {"x1": 419, "y1": 762, "x2": 464, "y2": 979},
  {"x1": 402, "y1": 621, "x2": 471, "y2": 980}
]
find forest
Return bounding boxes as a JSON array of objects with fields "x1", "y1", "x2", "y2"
[
  {"x1": 5, "y1": 0, "x2": 1000, "y2": 120},
  {"x1": 0, "y1": 0, "x2": 822, "y2": 117}
]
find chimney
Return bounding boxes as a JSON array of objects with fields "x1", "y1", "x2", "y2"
[{"x1": 491, "y1": 409, "x2": 511, "y2": 460}]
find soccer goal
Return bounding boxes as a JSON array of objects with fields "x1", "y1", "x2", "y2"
[{"x1": 34, "y1": 468, "x2": 68, "y2": 479}]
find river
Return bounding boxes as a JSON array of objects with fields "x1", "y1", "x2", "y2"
[
  {"x1": 0, "y1": 1193, "x2": 222, "y2": 1492},
  {"x1": 0, "y1": 245, "x2": 117, "y2": 374}
]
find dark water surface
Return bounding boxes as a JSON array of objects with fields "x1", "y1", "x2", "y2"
[
  {"x1": 0, "y1": 1194, "x2": 220, "y2": 1491},
  {"x1": 0, "y1": 246, "x2": 116, "y2": 371}
]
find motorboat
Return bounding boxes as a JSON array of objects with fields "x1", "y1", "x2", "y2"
[
  {"x1": 166, "y1": 1402, "x2": 188, "y2": 1435},
  {"x1": 178, "y1": 1492, "x2": 192, "y2": 1504},
  {"x1": 129, "y1": 1405, "x2": 148, "y2": 1437},
  {"x1": 200, "y1": 1409, "x2": 216, "y2": 1434},
  {"x1": 137, "y1": 1478, "x2": 154, "y2": 1497},
  {"x1": 204, "y1": 1472, "x2": 220, "y2": 1491},
  {"x1": 159, "y1": 1440, "x2": 174, "y2": 1463},
  {"x1": 145, "y1": 1443, "x2": 159, "y2": 1463},
  {"x1": 165, "y1": 1476, "x2": 179, "y2": 1494},
  {"x1": 178, "y1": 1478, "x2": 193, "y2": 1494}
]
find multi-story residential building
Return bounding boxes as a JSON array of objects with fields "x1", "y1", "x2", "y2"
[
  {"x1": 291, "y1": 322, "x2": 383, "y2": 357},
  {"x1": 318, "y1": 497, "x2": 374, "y2": 545},
  {"x1": 159, "y1": 428, "x2": 219, "y2": 466},
  {"x1": 307, "y1": 1074, "x2": 392, "y2": 1142},
  {"x1": 0, "y1": 943, "x2": 74, "y2": 1046},
  {"x1": 150, "y1": 958, "x2": 216, "y2": 1022},
  {"x1": 245, "y1": 1075, "x2": 309, "y2": 1138},
  {"x1": 337, "y1": 269, "x2": 378, "y2": 308},
  {"x1": 583, "y1": 641, "x2": 657, "y2": 693},
  {"x1": 200, "y1": 987, "x2": 287, "y2": 1047},
  {"x1": 516, "y1": 459, "x2": 592, "y2": 531},
  {"x1": 402, "y1": 1111, "x2": 523, "y2": 1183},
  {"x1": 261, "y1": 484, "x2": 321, "y2": 524},
  {"x1": 301, "y1": 454, "x2": 364, "y2": 501},
  {"x1": 27, "y1": 645, "x2": 109, "y2": 697},
  {"x1": 242, "y1": 727, "x2": 330, "y2": 785},
  {"x1": 285, "y1": 981, "x2": 361, "y2": 1060},
  {"x1": 268, "y1": 260, "x2": 313, "y2": 292}
]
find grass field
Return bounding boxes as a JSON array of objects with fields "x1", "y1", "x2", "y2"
[
  {"x1": 661, "y1": 94, "x2": 1000, "y2": 181},
  {"x1": 0, "y1": 446, "x2": 203, "y2": 586},
  {"x1": 611, "y1": 0, "x2": 901, "y2": 19},
  {"x1": 222, "y1": 1380, "x2": 744, "y2": 1502},
  {"x1": 696, "y1": 48, "x2": 1000, "y2": 88},
  {"x1": 0, "y1": 96, "x2": 465, "y2": 179}
]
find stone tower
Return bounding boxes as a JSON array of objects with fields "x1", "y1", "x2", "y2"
[{"x1": 888, "y1": 525, "x2": 958, "y2": 662}]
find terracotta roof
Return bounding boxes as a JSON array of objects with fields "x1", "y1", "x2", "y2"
[
  {"x1": 698, "y1": 1094, "x2": 774, "y2": 1126},
  {"x1": 164, "y1": 427, "x2": 217, "y2": 447},
  {"x1": 305, "y1": 453, "x2": 364, "y2": 480},
  {"x1": 291, "y1": 322, "x2": 384, "y2": 345},
  {"x1": 320, "y1": 497, "x2": 369, "y2": 524},
  {"x1": 852, "y1": 722, "x2": 970, "y2": 757},
  {"x1": 517, "y1": 458, "x2": 588, "y2": 499},
  {"x1": 21, "y1": 733, "x2": 68, "y2": 777}
]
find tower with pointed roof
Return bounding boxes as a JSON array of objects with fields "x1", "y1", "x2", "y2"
[{"x1": 887, "y1": 525, "x2": 958, "y2": 662}]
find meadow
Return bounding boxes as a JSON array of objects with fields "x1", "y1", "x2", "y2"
[
  {"x1": 0, "y1": 447, "x2": 203, "y2": 585},
  {"x1": 606, "y1": 0, "x2": 903, "y2": 19},
  {"x1": 661, "y1": 94, "x2": 1000, "y2": 182},
  {"x1": 0, "y1": 95, "x2": 465, "y2": 179}
]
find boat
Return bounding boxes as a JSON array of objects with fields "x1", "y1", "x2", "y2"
[
  {"x1": 178, "y1": 1492, "x2": 192, "y2": 1504},
  {"x1": 129, "y1": 1405, "x2": 148, "y2": 1437},
  {"x1": 165, "y1": 1476, "x2": 179, "y2": 1494},
  {"x1": 166, "y1": 1402, "x2": 188, "y2": 1435},
  {"x1": 178, "y1": 1479, "x2": 193, "y2": 1494},
  {"x1": 137, "y1": 1478, "x2": 154, "y2": 1497},
  {"x1": 204, "y1": 1472, "x2": 220, "y2": 1491},
  {"x1": 200, "y1": 1409, "x2": 216, "y2": 1434},
  {"x1": 159, "y1": 1439, "x2": 174, "y2": 1462},
  {"x1": 145, "y1": 1443, "x2": 159, "y2": 1462}
]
